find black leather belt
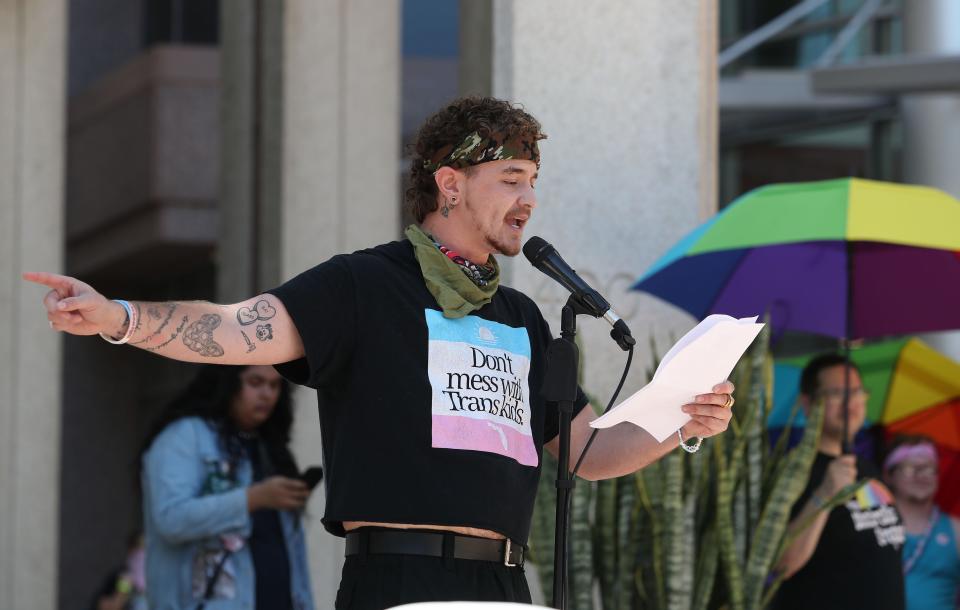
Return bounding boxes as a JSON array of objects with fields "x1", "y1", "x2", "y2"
[{"x1": 345, "y1": 529, "x2": 525, "y2": 567}]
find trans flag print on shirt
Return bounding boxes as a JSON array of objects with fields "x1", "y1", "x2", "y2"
[
  {"x1": 845, "y1": 479, "x2": 905, "y2": 548},
  {"x1": 425, "y1": 309, "x2": 537, "y2": 466}
]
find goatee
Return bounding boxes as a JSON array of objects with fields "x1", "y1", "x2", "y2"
[{"x1": 487, "y1": 235, "x2": 521, "y2": 257}]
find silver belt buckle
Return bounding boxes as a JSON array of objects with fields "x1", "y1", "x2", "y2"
[{"x1": 503, "y1": 538, "x2": 516, "y2": 567}]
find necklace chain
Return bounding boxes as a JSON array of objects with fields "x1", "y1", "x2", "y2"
[
  {"x1": 432, "y1": 241, "x2": 496, "y2": 287},
  {"x1": 903, "y1": 506, "x2": 939, "y2": 575}
]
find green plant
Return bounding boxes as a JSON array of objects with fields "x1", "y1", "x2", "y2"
[{"x1": 528, "y1": 321, "x2": 862, "y2": 609}]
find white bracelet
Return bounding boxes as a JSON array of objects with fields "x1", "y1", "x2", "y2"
[
  {"x1": 99, "y1": 299, "x2": 137, "y2": 345},
  {"x1": 678, "y1": 428, "x2": 703, "y2": 453}
]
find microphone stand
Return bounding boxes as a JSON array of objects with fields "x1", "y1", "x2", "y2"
[
  {"x1": 542, "y1": 297, "x2": 581, "y2": 610},
  {"x1": 542, "y1": 296, "x2": 635, "y2": 609},
  {"x1": 544, "y1": 294, "x2": 611, "y2": 609}
]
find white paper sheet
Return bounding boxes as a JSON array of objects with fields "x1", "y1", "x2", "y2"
[{"x1": 589, "y1": 314, "x2": 764, "y2": 442}]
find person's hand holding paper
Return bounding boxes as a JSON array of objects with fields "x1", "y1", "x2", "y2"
[{"x1": 590, "y1": 314, "x2": 764, "y2": 442}]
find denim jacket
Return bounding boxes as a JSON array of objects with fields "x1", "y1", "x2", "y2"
[{"x1": 142, "y1": 417, "x2": 314, "y2": 610}]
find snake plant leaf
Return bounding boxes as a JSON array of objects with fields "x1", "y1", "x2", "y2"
[
  {"x1": 665, "y1": 451, "x2": 692, "y2": 610},
  {"x1": 764, "y1": 399, "x2": 802, "y2": 495},
  {"x1": 741, "y1": 402, "x2": 824, "y2": 608},
  {"x1": 680, "y1": 460, "x2": 699, "y2": 610},
  {"x1": 692, "y1": 528, "x2": 719, "y2": 610},
  {"x1": 530, "y1": 450, "x2": 558, "y2": 599},
  {"x1": 760, "y1": 478, "x2": 867, "y2": 608},
  {"x1": 746, "y1": 331, "x2": 768, "y2": 547},
  {"x1": 571, "y1": 479, "x2": 595, "y2": 610},
  {"x1": 734, "y1": 481, "x2": 747, "y2": 566},
  {"x1": 616, "y1": 476, "x2": 639, "y2": 610},
  {"x1": 760, "y1": 478, "x2": 868, "y2": 607},
  {"x1": 595, "y1": 476, "x2": 618, "y2": 610},
  {"x1": 689, "y1": 445, "x2": 711, "y2": 537},
  {"x1": 637, "y1": 466, "x2": 666, "y2": 609},
  {"x1": 781, "y1": 478, "x2": 868, "y2": 550},
  {"x1": 713, "y1": 432, "x2": 745, "y2": 610},
  {"x1": 633, "y1": 480, "x2": 653, "y2": 609},
  {"x1": 761, "y1": 318, "x2": 774, "y2": 459},
  {"x1": 527, "y1": 323, "x2": 823, "y2": 610}
]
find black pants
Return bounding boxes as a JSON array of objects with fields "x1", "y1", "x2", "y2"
[{"x1": 335, "y1": 553, "x2": 532, "y2": 609}]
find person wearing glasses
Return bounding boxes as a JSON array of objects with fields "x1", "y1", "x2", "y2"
[
  {"x1": 773, "y1": 354, "x2": 906, "y2": 610},
  {"x1": 883, "y1": 434, "x2": 960, "y2": 610}
]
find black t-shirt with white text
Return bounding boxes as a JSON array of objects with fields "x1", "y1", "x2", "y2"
[
  {"x1": 774, "y1": 451, "x2": 905, "y2": 610},
  {"x1": 266, "y1": 239, "x2": 587, "y2": 544}
]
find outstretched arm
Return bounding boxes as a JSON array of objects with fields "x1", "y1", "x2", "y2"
[{"x1": 23, "y1": 271, "x2": 304, "y2": 365}]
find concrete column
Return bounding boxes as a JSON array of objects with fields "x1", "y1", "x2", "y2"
[
  {"x1": 459, "y1": 0, "x2": 493, "y2": 96},
  {"x1": 902, "y1": 0, "x2": 960, "y2": 361},
  {"x1": 282, "y1": 2, "x2": 399, "y2": 606},
  {"x1": 485, "y1": 0, "x2": 718, "y2": 401},
  {"x1": 0, "y1": 1, "x2": 66, "y2": 609},
  {"x1": 219, "y1": 1, "x2": 285, "y2": 302},
  {"x1": 282, "y1": 0, "x2": 400, "y2": 262},
  {"x1": 220, "y1": 0, "x2": 399, "y2": 606},
  {"x1": 218, "y1": 2, "x2": 258, "y2": 302}
]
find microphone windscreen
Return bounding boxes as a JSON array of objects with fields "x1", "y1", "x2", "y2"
[{"x1": 522, "y1": 236, "x2": 552, "y2": 265}]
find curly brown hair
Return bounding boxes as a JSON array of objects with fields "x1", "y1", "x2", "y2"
[{"x1": 405, "y1": 96, "x2": 546, "y2": 223}]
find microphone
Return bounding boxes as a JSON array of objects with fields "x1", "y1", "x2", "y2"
[{"x1": 523, "y1": 236, "x2": 634, "y2": 349}]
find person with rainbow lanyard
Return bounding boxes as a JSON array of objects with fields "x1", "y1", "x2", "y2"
[
  {"x1": 25, "y1": 96, "x2": 736, "y2": 609},
  {"x1": 883, "y1": 435, "x2": 960, "y2": 610},
  {"x1": 774, "y1": 353, "x2": 906, "y2": 610}
]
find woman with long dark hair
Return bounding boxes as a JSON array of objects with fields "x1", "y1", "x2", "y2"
[{"x1": 140, "y1": 365, "x2": 315, "y2": 610}]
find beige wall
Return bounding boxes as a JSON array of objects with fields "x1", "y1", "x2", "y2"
[
  {"x1": 489, "y1": 0, "x2": 718, "y2": 407},
  {"x1": 0, "y1": 1, "x2": 67, "y2": 609}
]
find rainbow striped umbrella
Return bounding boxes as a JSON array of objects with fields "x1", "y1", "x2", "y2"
[
  {"x1": 634, "y1": 178, "x2": 960, "y2": 338},
  {"x1": 770, "y1": 338, "x2": 960, "y2": 514},
  {"x1": 770, "y1": 338, "x2": 960, "y2": 430}
]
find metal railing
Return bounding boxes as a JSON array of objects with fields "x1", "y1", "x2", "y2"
[{"x1": 719, "y1": 0, "x2": 901, "y2": 70}]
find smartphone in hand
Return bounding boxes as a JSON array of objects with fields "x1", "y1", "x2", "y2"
[{"x1": 300, "y1": 466, "x2": 323, "y2": 491}]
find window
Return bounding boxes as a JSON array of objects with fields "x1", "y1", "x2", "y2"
[{"x1": 143, "y1": 0, "x2": 219, "y2": 47}]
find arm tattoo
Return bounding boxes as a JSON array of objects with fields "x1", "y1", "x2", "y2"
[
  {"x1": 131, "y1": 303, "x2": 178, "y2": 346},
  {"x1": 237, "y1": 299, "x2": 277, "y2": 326},
  {"x1": 241, "y1": 330, "x2": 256, "y2": 352},
  {"x1": 255, "y1": 324, "x2": 274, "y2": 342},
  {"x1": 182, "y1": 314, "x2": 224, "y2": 357},
  {"x1": 145, "y1": 315, "x2": 188, "y2": 352}
]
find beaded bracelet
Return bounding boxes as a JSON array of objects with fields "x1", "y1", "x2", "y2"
[
  {"x1": 678, "y1": 428, "x2": 703, "y2": 453},
  {"x1": 99, "y1": 299, "x2": 137, "y2": 345}
]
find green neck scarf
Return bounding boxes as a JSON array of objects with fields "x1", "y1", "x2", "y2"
[{"x1": 405, "y1": 224, "x2": 500, "y2": 318}]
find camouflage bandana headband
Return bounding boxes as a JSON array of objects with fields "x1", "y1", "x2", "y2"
[{"x1": 423, "y1": 130, "x2": 541, "y2": 172}]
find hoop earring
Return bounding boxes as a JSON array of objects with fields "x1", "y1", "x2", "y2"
[{"x1": 441, "y1": 196, "x2": 456, "y2": 218}]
